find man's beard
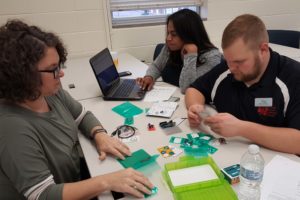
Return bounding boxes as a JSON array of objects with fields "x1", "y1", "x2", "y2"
[{"x1": 234, "y1": 55, "x2": 262, "y2": 83}]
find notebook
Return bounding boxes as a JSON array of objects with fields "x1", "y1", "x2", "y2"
[{"x1": 89, "y1": 48, "x2": 146, "y2": 100}]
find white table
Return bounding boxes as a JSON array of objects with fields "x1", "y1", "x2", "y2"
[
  {"x1": 61, "y1": 53, "x2": 148, "y2": 101},
  {"x1": 67, "y1": 47, "x2": 300, "y2": 200},
  {"x1": 269, "y1": 43, "x2": 300, "y2": 61},
  {"x1": 79, "y1": 92, "x2": 300, "y2": 200}
]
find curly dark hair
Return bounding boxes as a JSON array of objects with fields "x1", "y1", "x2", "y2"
[{"x1": 0, "y1": 19, "x2": 67, "y2": 103}]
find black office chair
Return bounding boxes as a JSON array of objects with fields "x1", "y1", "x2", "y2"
[
  {"x1": 153, "y1": 43, "x2": 165, "y2": 61},
  {"x1": 267, "y1": 30, "x2": 300, "y2": 49}
]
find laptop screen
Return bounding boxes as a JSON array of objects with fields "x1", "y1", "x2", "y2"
[{"x1": 90, "y1": 48, "x2": 119, "y2": 95}]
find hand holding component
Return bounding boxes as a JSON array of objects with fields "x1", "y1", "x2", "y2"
[
  {"x1": 187, "y1": 104, "x2": 204, "y2": 127},
  {"x1": 204, "y1": 113, "x2": 243, "y2": 137}
]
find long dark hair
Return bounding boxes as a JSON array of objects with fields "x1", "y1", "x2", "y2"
[
  {"x1": 0, "y1": 20, "x2": 67, "y2": 103},
  {"x1": 166, "y1": 9, "x2": 215, "y2": 68}
]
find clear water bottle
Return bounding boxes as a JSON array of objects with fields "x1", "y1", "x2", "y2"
[{"x1": 238, "y1": 144, "x2": 265, "y2": 200}]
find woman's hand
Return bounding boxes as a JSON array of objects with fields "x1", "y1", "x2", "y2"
[
  {"x1": 94, "y1": 133, "x2": 131, "y2": 160},
  {"x1": 136, "y1": 76, "x2": 154, "y2": 91},
  {"x1": 102, "y1": 168, "x2": 154, "y2": 198},
  {"x1": 181, "y1": 43, "x2": 198, "y2": 57}
]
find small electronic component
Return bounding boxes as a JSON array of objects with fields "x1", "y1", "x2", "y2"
[
  {"x1": 147, "y1": 123, "x2": 155, "y2": 131},
  {"x1": 68, "y1": 83, "x2": 75, "y2": 89},
  {"x1": 118, "y1": 71, "x2": 132, "y2": 77},
  {"x1": 221, "y1": 164, "x2": 240, "y2": 184},
  {"x1": 168, "y1": 96, "x2": 180, "y2": 102},
  {"x1": 159, "y1": 120, "x2": 175, "y2": 129},
  {"x1": 144, "y1": 186, "x2": 158, "y2": 198}
]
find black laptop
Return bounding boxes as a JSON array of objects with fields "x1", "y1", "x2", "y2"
[{"x1": 89, "y1": 48, "x2": 146, "y2": 100}]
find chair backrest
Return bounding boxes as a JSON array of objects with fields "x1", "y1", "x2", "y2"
[
  {"x1": 153, "y1": 43, "x2": 165, "y2": 61},
  {"x1": 267, "y1": 30, "x2": 300, "y2": 49}
]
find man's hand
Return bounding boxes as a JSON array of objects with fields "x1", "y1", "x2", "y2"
[
  {"x1": 136, "y1": 76, "x2": 154, "y2": 91},
  {"x1": 204, "y1": 113, "x2": 243, "y2": 137},
  {"x1": 94, "y1": 133, "x2": 131, "y2": 160},
  {"x1": 187, "y1": 104, "x2": 204, "y2": 127}
]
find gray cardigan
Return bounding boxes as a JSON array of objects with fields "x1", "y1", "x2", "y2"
[{"x1": 146, "y1": 45, "x2": 222, "y2": 93}]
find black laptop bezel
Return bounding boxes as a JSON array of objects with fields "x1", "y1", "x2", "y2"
[
  {"x1": 89, "y1": 48, "x2": 146, "y2": 101},
  {"x1": 89, "y1": 48, "x2": 120, "y2": 97}
]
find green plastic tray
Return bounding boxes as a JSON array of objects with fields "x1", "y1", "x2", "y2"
[{"x1": 162, "y1": 156, "x2": 238, "y2": 200}]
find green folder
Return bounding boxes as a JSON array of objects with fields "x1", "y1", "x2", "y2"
[
  {"x1": 112, "y1": 101, "x2": 143, "y2": 118},
  {"x1": 118, "y1": 149, "x2": 159, "y2": 169}
]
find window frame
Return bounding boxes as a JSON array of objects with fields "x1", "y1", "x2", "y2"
[{"x1": 109, "y1": 0, "x2": 207, "y2": 28}]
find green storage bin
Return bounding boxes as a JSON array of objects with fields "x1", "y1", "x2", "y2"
[{"x1": 162, "y1": 156, "x2": 238, "y2": 200}]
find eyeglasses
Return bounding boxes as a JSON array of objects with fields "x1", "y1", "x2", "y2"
[
  {"x1": 38, "y1": 63, "x2": 63, "y2": 79},
  {"x1": 111, "y1": 125, "x2": 136, "y2": 139}
]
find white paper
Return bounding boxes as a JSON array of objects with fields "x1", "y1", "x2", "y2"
[
  {"x1": 147, "y1": 102, "x2": 178, "y2": 118},
  {"x1": 143, "y1": 86, "x2": 176, "y2": 102},
  {"x1": 261, "y1": 155, "x2": 300, "y2": 200},
  {"x1": 168, "y1": 164, "x2": 218, "y2": 187}
]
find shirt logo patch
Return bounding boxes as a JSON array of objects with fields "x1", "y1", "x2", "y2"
[
  {"x1": 257, "y1": 107, "x2": 277, "y2": 117},
  {"x1": 255, "y1": 98, "x2": 272, "y2": 107}
]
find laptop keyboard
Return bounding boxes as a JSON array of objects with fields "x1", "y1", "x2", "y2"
[{"x1": 113, "y1": 80, "x2": 136, "y2": 97}]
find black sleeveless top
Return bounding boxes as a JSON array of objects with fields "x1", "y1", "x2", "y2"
[
  {"x1": 161, "y1": 50, "x2": 185, "y2": 87},
  {"x1": 161, "y1": 62, "x2": 182, "y2": 87}
]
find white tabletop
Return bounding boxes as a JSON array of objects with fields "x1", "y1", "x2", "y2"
[
  {"x1": 79, "y1": 91, "x2": 300, "y2": 200},
  {"x1": 269, "y1": 43, "x2": 300, "y2": 61},
  {"x1": 67, "y1": 46, "x2": 300, "y2": 200}
]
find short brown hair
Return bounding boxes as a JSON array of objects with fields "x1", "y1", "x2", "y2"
[
  {"x1": 221, "y1": 14, "x2": 269, "y2": 49},
  {"x1": 0, "y1": 20, "x2": 67, "y2": 103}
]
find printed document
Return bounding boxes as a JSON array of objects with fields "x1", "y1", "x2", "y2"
[
  {"x1": 261, "y1": 155, "x2": 300, "y2": 200},
  {"x1": 143, "y1": 86, "x2": 176, "y2": 102}
]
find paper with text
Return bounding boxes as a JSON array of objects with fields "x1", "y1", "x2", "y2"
[
  {"x1": 146, "y1": 102, "x2": 178, "y2": 118},
  {"x1": 143, "y1": 86, "x2": 176, "y2": 102},
  {"x1": 261, "y1": 155, "x2": 300, "y2": 200}
]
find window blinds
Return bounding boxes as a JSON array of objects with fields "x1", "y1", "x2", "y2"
[{"x1": 110, "y1": 0, "x2": 204, "y2": 11}]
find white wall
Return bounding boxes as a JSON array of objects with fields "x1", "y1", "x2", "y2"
[
  {"x1": 0, "y1": 0, "x2": 109, "y2": 57},
  {"x1": 0, "y1": 0, "x2": 300, "y2": 62}
]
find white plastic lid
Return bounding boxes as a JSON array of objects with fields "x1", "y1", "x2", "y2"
[{"x1": 248, "y1": 144, "x2": 260, "y2": 154}]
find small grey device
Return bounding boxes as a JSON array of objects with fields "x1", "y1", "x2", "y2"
[
  {"x1": 168, "y1": 97, "x2": 180, "y2": 102},
  {"x1": 118, "y1": 71, "x2": 132, "y2": 77}
]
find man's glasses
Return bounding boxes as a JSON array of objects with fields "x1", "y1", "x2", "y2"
[{"x1": 38, "y1": 63, "x2": 63, "y2": 79}]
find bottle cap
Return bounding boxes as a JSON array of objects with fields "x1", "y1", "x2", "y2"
[{"x1": 248, "y1": 144, "x2": 259, "y2": 154}]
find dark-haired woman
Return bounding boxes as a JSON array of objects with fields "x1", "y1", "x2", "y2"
[{"x1": 136, "y1": 9, "x2": 221, "y2": 93}]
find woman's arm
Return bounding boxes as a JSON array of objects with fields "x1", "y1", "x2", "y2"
[
  {"x1": 179, "y1": 48, "x2": 222, "y2": 93},
  {"x1": 57, "y1": 89, "x2": 131, "y2": 160},
  {"x1": 63, "y1": 168, "x2": 154, "y2": 200},
  {"x1": 145, "y1": 45, "x2": 169, "y2": 80}
]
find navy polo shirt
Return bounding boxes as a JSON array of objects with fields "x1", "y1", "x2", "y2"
[{"x1": 191, "y1": 49, "x2": 300, "y2": 130}]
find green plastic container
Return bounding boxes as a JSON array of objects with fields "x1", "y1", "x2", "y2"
[{"x1": 162, "y1": 156, "x2": 238, "y2": 200}]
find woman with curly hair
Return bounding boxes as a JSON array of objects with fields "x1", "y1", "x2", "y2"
[{"x1": 0, "y1": 20, "x2": 153, "y2": 200}]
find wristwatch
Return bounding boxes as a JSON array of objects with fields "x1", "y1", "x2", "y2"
[{"x1": 90, "y1": 128, "x2": 107, "y2": 140}]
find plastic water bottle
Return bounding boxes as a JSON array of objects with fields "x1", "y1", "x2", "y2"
[{"x1": 238, "y1": 144, "x2": 264, "y2": 200}]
